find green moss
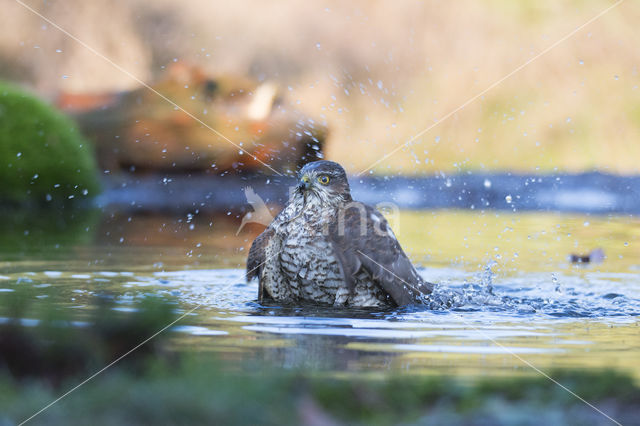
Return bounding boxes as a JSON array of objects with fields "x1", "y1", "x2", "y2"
[{"x1": 0, "y1": 81, "x2": 100, "y2": 207}]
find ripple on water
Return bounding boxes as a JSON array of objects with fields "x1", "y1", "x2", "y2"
[
  {"x1": 145, "y1": 268, "x2": 639, "y2": 366},
  {"x1": 172, "y1": 325, "x2": 228, "y2": 336},
  {"x1": 393, "y1": 344, "x2": 563, "y2": 355},
  {"x1": 148, "y1": 267, "x2": 640, "y2": 319},
  {"x1": 4, "y1": 265, "x2": 640, "y2": 378}
]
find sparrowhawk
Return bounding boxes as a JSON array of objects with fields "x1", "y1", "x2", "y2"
[{"x1": 247, "y1": 160, "x2": 434, "y2": 307}]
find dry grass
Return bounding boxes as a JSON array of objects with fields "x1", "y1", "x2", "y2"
[{"x1": 2, "y1": 0, "x2": 639, "y2": 174}]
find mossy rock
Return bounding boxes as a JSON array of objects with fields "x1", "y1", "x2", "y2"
[{"x1": 0, "y1": 82, "x2": 99, "y2": 207}]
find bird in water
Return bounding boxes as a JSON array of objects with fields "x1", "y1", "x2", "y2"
[{"x1": 246, "y1": 160, "x2": 434, "y2": 307}]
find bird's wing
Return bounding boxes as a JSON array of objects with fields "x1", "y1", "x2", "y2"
[
  {"x1": 246, "y1": 226, "x2": 275, "y2": 283},
  {"x1": 329, "y1": 203, "x2": 434, "y2": 306}
]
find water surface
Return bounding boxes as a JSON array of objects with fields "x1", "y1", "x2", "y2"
[{"x1": 1, "y1": 210, "x2": 639, "y2": 381}]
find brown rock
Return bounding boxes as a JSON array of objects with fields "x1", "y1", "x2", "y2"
[{"x1": 58, "y1": 63, "x2": 326, "y2": 174}]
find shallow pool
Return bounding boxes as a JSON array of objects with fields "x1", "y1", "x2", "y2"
[{"x1": 1, "y1": 210, "x2": 639, "y2": 380}]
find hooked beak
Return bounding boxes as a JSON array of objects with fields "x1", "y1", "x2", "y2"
[{"x1": 297, "y1": 175, "x2": 311, "y2": 192}]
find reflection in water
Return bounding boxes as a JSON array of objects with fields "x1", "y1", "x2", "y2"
[{"x1": 0, "y1": 209, "x2": 639, "y2": 380}]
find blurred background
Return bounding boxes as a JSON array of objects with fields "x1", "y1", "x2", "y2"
[{"x1": 2, "y1": 0, "x2": 640, "y2": 175}]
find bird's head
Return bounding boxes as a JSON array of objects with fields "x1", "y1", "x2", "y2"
[{"x1": 296, "y1": 160, "x2": 352, "y2": 207}]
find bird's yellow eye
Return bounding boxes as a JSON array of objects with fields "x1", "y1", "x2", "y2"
[{"x1": 318, "y1": 175, "x2": 330, "y2": 185}]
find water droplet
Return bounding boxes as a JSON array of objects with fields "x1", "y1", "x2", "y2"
[
  {"x1": 483, "y1": 179, "x2": 491, "y2": 188},
  {"x1": 505, "y1": 195, "x2": 512, "y2": 203}
]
